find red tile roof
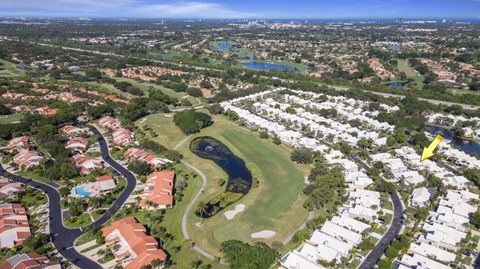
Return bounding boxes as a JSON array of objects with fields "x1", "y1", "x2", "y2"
[{"x1": 102, "y1": 217, "x2": 167, "y2": 269}]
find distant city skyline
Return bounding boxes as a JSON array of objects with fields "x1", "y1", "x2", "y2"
[{"x1": 0, "y1": 0, "x2": 480, "y2": 19}]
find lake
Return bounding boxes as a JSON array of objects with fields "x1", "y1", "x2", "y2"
[
  {"x1": 16, "y1": 66, "x2": 29, "y2": 70},
  {"x1": 241, "y1": 61, "x2": 299, "y2": 72},
  {"x1": 388, "y1": 82, "x2": 406, "y2": 89},
  {"x1": 190, "y1": 136, "x2": 252, "y2": 217},
  {"x1": 386, "y1": 45, "x2": 401, "y2": 51},
  {"x1": 425, "y1": 125, "x2": 480, "y2": 156},
  {"x1": 217, "y1": 42, "x2": 230, "y2": 51}
]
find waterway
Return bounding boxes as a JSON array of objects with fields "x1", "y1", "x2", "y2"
[
  {"x1": 424, "y1": 125, "x2": 480, "y2": 156},
  {"x1": 190, "y1": 136, "x2": 252, "y2": 217},
  {"x1": 241, "y1": 61, "x2": 299, "y2": 72}
]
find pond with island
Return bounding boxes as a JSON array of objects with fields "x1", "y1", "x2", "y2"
[{"x1": 190, "y1": 136, "x2": 252, "y2": 218}]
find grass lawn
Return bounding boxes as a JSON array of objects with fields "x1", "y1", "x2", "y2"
[
  {"x1": 397, "y1": 59, "x2": 424, "y2": 88},
  {"x1": 115, "y1": 77, "x2": 197, "y2": 101},
  {"x1": 75, "y1": 232, "x2": 97, "y2": 246},
  {"x1": 175, "y1": 116, "x2": 309, "y2": 256},
  {"x1": 136, "y1": 113, "x2": 187, "y2": 149},
  {"x1": 0, "y1": 113, "x2": 25, "y2": 124},
  {"x1": 92, "y1": 209, "x2": 107, "y2": 220},
  {"x1": 17, "y1": 188, "x2": 48, "y2": 207},
  {"x1": 17, "y1": 170, "x2": 51, "y2": 184},
  {"x1": 0, "y1": 59, "x2": 26, "y2": 77},
  {"x1": 64, "y1": 213, "x2": 92, "y2": 228},
  {"x1": 80, "y1": 81, "x2": 132, "y2": 98}
]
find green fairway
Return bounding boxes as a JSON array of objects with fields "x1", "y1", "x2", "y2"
[
  {"x1": 0, "y1": 113, "x2": 25, "y2": 124},
  {"x1": 0, "y1": 59, "x2": 26, "y2": 77},
  {"x1": 136, "y1": 114, "x2": 187, "y2": 149},
  {"x1": 397, "y1": 59, "x2": 424, "y2": 88}
]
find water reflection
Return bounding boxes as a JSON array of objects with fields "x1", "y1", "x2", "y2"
[{"x1": 190, "y1": 136, "x2": 252, "y2": 217}]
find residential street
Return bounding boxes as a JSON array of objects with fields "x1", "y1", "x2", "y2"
[
  {"x1": 352, "y1": 154, "x2": 405, "y2": 269},
  {"x1": 0, "y1": 126, "x2": 137, "y2": 269}
]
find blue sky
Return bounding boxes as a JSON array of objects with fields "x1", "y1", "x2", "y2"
[{"x1": 0, "y1": 0, "x2": 479, "y2": 19}]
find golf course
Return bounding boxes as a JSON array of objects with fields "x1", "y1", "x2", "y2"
[{"x1": 136, "y1": 112, "x2": 310, "y2": 256}]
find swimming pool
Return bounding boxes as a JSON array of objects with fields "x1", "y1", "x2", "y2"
[{"x1": 75, "y1": 186, "x2": 92, "y2": 197}]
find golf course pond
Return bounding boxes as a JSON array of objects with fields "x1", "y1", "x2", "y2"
[
  {"x1": 240, "y1": 61, "x2": 299, "y2": 72},
  {"x1": 190, "y1": 136, "x2": 253, "y2": 217}
]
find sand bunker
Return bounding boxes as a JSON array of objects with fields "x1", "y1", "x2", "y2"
[
  {"x1": 251, "y1": 230, "x2": 276, "y2": 239},
  {"x1": 224, "y1": 204, "x2": 245, "y2": 220}
]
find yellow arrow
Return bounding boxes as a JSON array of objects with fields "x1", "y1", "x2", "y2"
[{"x1": 420, "y1": 134, "x2": 443, "y2": 162}]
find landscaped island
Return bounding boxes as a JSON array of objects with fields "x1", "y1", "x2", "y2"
[{"x1": 190, "y1": 136, "x2": 252, "y2": 217}]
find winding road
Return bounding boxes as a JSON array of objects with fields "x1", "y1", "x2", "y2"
[
  {"x1": 173, "y1": 134, "x2": 216, "y2": 260},
  {"x1": 351, "y1": 154, "x2": 404, "y2": 269},
  {"x1": 0, "y1": 126, "x2": 137, "y2": 269}
]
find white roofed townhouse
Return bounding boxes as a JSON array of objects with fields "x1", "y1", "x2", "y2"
[
  {"x1": 347, "y1": 205, "x2": 378, "y2": 222},
  {"x1": 419, "y1": 222, "x2": 466, "y2": 251},
  {"x1": 399, "y1": 170, "x2": 425, "y2": 185},
  {"x1": 400, "y1": 253, "x2": 450, "y2": 269},
  {"x1": 307, "y1": 230, "x2": 353, "y2": 257},
  {"x1": 280, "y1": 251, "x2": 326, "y2": 269},
  {"x1": 408, "y1": 242, "x2": 456, "y2": 264},
  {"x1": 409, "y1": 187, "x2": 432, "y2": 207},
  {"x1": 330, "y1": 215, "x2": 370, "y2": 234},
  {"x1": 320, "y1": 221, "x2": 362, "y2": 245}
]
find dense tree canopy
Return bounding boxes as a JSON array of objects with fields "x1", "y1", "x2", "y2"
[
  {"x1": 173, "y1": 110, "x2": 212, "y2": 134},
  {"x1": 220, "y1": 240, "x2": 279, "y2": 269}
]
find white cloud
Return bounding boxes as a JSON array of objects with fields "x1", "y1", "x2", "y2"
[
  {"x1": 130, "y1": 1, "x2": 256, "y2": 18},
  {"x1": 0, "y1": 0, "x2": 257, "y2": 18}
]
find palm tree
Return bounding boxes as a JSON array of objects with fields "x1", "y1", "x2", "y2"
[
  {"x1": 191, "y1": 259, "x2": 203, "y2": 269},
  {"x1": 197, "y1": 201, "x2": 207, "y2": 224},
  {"x1": 151, "y1": 258, "x2": 162, "y2": 269}
]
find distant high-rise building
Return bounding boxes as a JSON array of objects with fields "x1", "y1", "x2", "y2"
[{"x1": 395, "y1": 18, "x2": 404, "y2": 24}]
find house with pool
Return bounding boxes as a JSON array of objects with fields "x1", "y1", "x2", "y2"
[{"x1": 71, "y1": 175, "x2": 117, "y2": 198}]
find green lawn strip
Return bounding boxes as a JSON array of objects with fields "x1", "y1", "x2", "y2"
[
  {"x1": 80, "y1": 243, "x2": 103, "y2": 253},
  {"x1": 0, "y1": 113, "x2": 25, "y2": 124},
  {"x1": 75, "y1": 232, "x2": 97, "y2": 246},
  {"x1": 92, "y1": 209, "x2": 107, "y2": 220},
  {"x1": 98, "y1": 253, "x2": 115, "y2": 264}
]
